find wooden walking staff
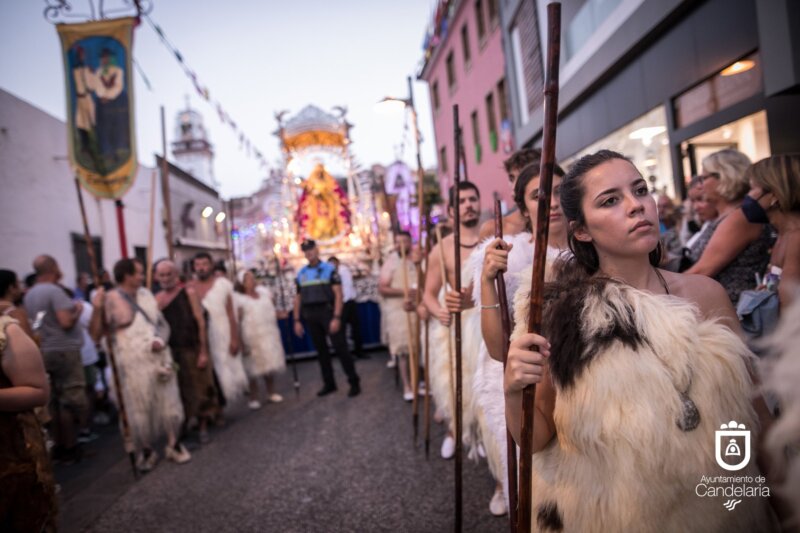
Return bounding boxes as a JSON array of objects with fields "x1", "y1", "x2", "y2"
[
  {"x1": 409, "y1": 75, "x2": 426, "y2": 446},
  {"x1": 145, "y1": 169, "x2": 157, "y2": 291},
  {"x1": 494, "y1": 199, "x2": 518, "y2": 533},
  {"x1": 451, "y1": 103, "x2": 464, "y2": 533},
  {"x1": 517, "y1": 4, "x2": 561, "y2": 532},
  {"x1": 399, "y1": 242, "x2": 418, "y2": 425},
  {"x1": 160, "y1": 105, "x2": 175, "y2": 261},
  {"x1": 73, "y1": 177, "x2": 139, "y2": 479},
  {"x1": 422, "y1": 215, "x2": 433, "y2": 459},
  {"x1": 435, "y1": 224, "x2": 457, "y2": 417}
]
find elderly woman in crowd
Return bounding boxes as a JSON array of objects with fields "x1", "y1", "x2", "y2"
[
  {"x1": 680, "y1": 175, "x2": 720, "y2": 271},
  {"x1": 743, "y1": 154, "x2": 800, "y2": 311},
  {"x1": 686, "y1": 149, "x2": 775, "y2": 304}
]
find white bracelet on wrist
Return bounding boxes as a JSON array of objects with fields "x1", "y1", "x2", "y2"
[{"x1": 481, "y1": 303, "x2": 501, "y2": 310}]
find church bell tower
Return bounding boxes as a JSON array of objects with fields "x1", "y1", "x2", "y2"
[{"x1": 172, "y1": 100, "x2": 218, "y2": 189}]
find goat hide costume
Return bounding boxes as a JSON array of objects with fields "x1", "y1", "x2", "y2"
[
  {"x1": 428, "y1": 264, "x2": 482, "y2": 455},
  {"x1": 467, "y1": 233, "x2": 562, "y2": 506},
  {"x1": 109, "y1": 288, "x2": 184, "y2": 449},
  {"x1": 202, "y1": 278, "x2": 248, "y2": 401},
  {"x1": 511, "y1": 272, "x2": 777, "y2": 532}
]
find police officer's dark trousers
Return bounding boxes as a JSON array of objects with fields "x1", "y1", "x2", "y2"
[{"x1": 302, "y1": 304, "x2": 360, "y2": 389}]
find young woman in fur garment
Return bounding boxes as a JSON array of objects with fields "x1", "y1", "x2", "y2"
[
  {"x1": 201, "y1": 274, "x2": 249, "y2": 403},
  {"x1": 234, "y1": 270, "x2": 286, "y2": 411},
  {"x1": 466, "y1": 162, "x2": 567, "y2": 516},
  {"x1": 504, "y1": 150, "x2": 779, "y2": 532},
  {"x1": 102, "y1": 259, "x2": 190, "y2": 471}
]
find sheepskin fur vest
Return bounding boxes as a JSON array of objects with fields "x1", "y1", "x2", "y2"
[{"x1": 511, "y1": 274, "x2": 777, "y2": 532}]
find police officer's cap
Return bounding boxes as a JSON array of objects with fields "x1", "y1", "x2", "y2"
[{"x1": 300, "y1": 239, "x2": 316, "y2": 251}]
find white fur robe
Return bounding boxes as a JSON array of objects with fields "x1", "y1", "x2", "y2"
[
  {"x1": 467, "y1": 233, "x2": 560, "y2": 503},
  {"x1": 235, "y1": 286, "x2": 286, "y2": 378},
  {"x1": 111, "y1": 288, "x2": 184, "y2": 449},
  {"x1": 203, "y1": 278, "x2": 248, "y2": 402},
  {"x1": 428, "y1": 259, "x2": 482, "y2": 455},
  {"x1": 511, "y1": 273, "x2": 777, "y2": 532}
]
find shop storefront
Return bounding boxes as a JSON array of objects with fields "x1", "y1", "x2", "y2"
[
  {"x1": 503, "y1": 0, "x2": 800, "y2": 200},
  {"x1": 563, "y1": 106, "x2": 674, "y2": 197}
]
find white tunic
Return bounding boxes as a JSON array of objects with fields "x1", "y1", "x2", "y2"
[
  {"x1": 235, "y1": 286, "x2": 286, "y2": 378},
  {"x1": 202, "y1": 278, "x2": 248, "y2": 402}
]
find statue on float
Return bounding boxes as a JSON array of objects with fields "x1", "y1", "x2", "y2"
[{"x1": 296, "y1": 163, "x2": 350, "y2": 242}]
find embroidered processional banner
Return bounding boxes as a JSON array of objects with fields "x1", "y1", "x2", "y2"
[{"x1": 57, "y1": 17, "x2": 138, "y2": 199}]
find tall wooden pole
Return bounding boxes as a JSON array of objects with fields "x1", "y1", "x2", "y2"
[
  {"x1": 114, "y1": 200, "x2": 128, "y2": 259},
  {"x1": 74, "y1": 178, "x2": 138, "y2": 479},
  {"x1": 518, "y1": 4, "x2": 561, "y2": 532},
  {"x1": 435, "y1": 225, "x2": 457, "y2": 424},
  {"x1": 145, "y1": 169, "x2": 157, "y2": 290},
  {"x1": 399, "y1": 242, "x2": 417, "y2": 430},
  {"x1": 409, "y1": 75, "x2": 425, "y2": 445},
  {"x1": 422, "y1": 214, "x2": 432, "y2": 459},
  {"x1": 495, "y1": 199, "x2": 518, "y2": 533},
  {"x1": 160, "y1": 106, "x2": 175, "y2": 261},
  {"x1": 452, "y1": 103, "x2": 464, "y2": 533}
]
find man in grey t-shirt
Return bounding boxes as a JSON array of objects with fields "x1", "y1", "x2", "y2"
[{"x1": 24, "y1": 255, "x2": 88, "y2": 461}]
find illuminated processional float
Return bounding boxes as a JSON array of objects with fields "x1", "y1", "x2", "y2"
[{"x1": 264, "y1": 105, "x2": 392, "y2": 269}]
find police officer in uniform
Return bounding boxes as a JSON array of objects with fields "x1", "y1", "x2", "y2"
[{"x1": 293, "y1": 240, "x2": 361, "y2": 397}]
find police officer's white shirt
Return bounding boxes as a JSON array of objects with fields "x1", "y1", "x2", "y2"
[{"x1": 338, "y1": 264, "x2": 357, "y2": 302}]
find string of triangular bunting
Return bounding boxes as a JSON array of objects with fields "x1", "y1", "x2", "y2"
[{"x1": 142, "y1": 14, "x2": 269, "y2": 170}]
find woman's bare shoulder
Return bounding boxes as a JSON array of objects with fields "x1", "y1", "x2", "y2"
[
  {"x1": 663, "y1": 270, "x2": 727, "y2": 304},
  {"x1": 662, "y1": 270, "x2": 735, "y2": 323}
]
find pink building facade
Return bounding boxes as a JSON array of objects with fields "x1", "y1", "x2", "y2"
[{"x1": 419, "y1": 0, "x2": 514, "y2": 209}]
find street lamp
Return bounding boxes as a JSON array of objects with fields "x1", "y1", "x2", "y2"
[{"x1": 376, "y1": 75, "x2": 425, "y2": 242}]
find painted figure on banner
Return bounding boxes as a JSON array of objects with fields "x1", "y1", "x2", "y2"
[
  {"x1": 57, "y1": 17, "x2": 137, "y2": 200},
  {"x1": 296, "y1": 163, "x2": 351, "y2": 242},
  {"x1": 66, "y1": 40, "x2": 130, "y2": 173},
  {"x1": 71, "y1": 45, "x2": 96, "y2": 155},
  {"x1": 94, "y1": 47, "x2": 129, "y2": 162}
]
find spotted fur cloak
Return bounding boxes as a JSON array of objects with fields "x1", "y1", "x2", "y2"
[
  {"x1": 511, "y1": 273, "x2": 778, "y2": 532},
  {"x1": 466, "y1": 233, "x2": 560, "y2": 503}
]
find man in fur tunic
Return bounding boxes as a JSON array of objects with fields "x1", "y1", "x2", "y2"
[
  {"x1": 155, "y1": 259, "x2": 219, "y2": 442},
  {"x1": 378, "y1": 231, "x2": 419, "y2": 401},
  {"x1": 423, "y1": 181, "x2": 484, "y2": 460},
  {"x1": 188, "y1": 253, "x2": 248, "y2": 406},
  {"x1": 100, "y1": 259, "x2": 190, "y2": 470}
]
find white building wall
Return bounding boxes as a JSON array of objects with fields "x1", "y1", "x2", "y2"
[{"x1": 0, "y1": 88, "x2": 167, "y2": 287}]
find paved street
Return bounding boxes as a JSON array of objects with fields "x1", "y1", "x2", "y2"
[{"x1": 57, "y1": 352, "x2": 505, "y2": 533}]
